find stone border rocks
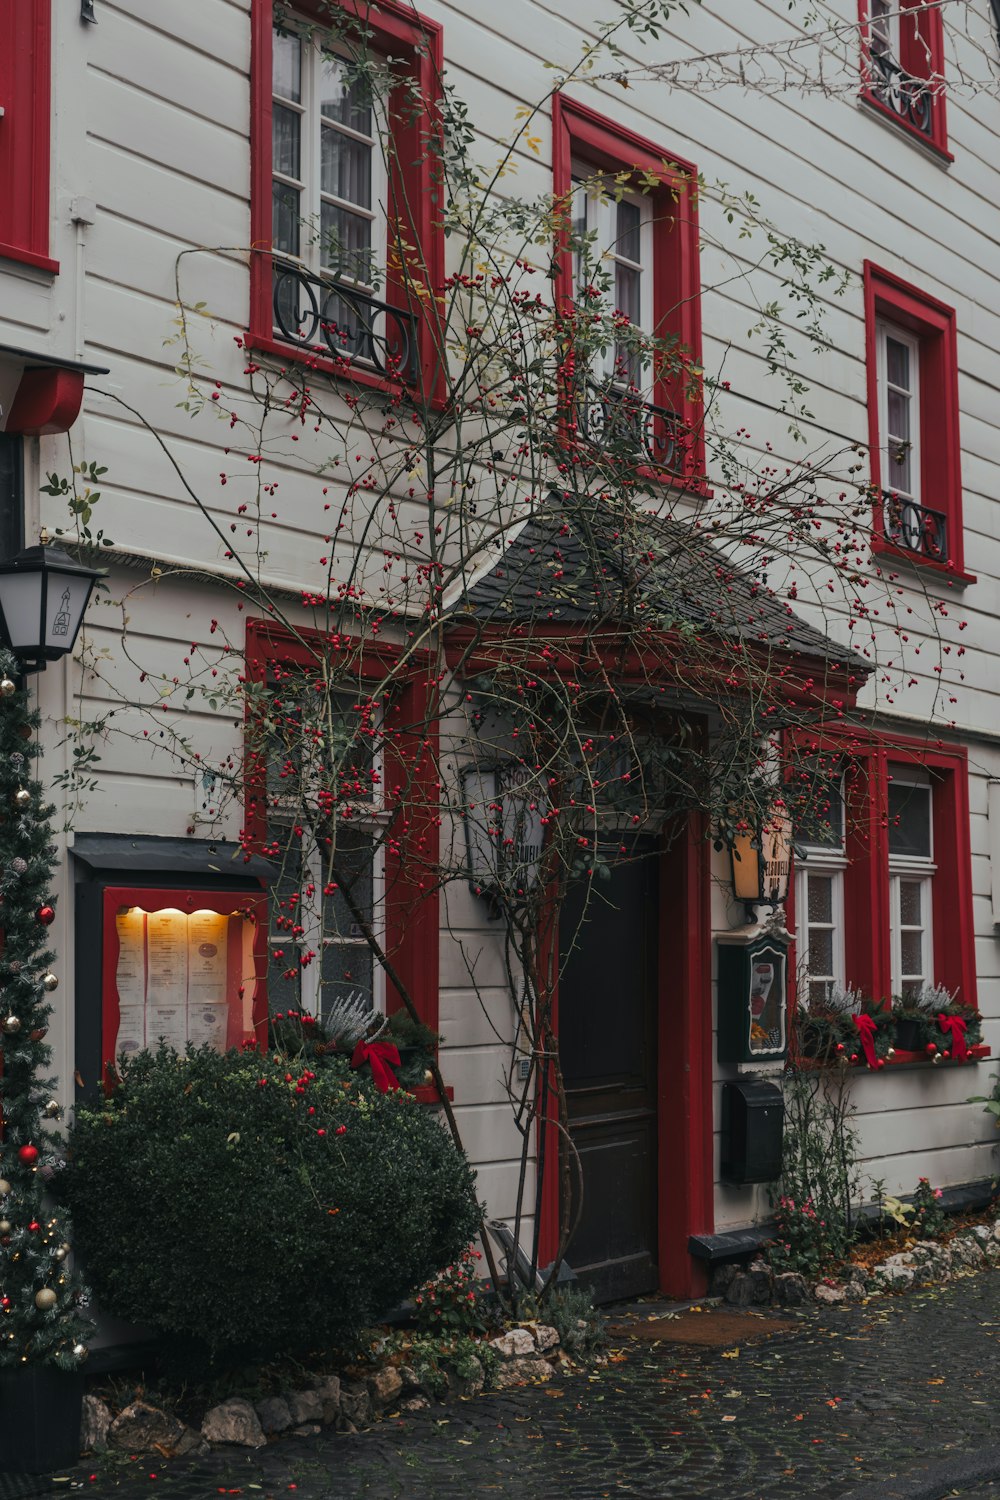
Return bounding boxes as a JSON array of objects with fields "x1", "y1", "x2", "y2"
[
  {"x1": 710, "y1": 1216, "x2": 1000, "y2": 1308},
  {"x1": 79, "y1": 1322, "x2": 569, "y2": 1461}
]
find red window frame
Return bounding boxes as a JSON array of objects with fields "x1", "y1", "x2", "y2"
[
  {"x1": 243, "y1": 619, "x2": 441, "y2": 1056},
  {"x1": 0, "y1": 0, "x2": 57, "y2": 273},
  {"x1": 864, "y1": 262, "x2": 968, "y2": 581},
  {"x1": 858, "y1": 0, "x2": 950, "y2": 159},
  {"x1": 248, "y1": 0, "x2": 444, "y2": 401},
  {"x1": 788, "y1": 727, "x2": 976, "y2": 1012},
  {"x1": 551, "y1": 94, "x2": 705, "y2": 486}
]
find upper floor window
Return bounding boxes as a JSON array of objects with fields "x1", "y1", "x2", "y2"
[
  {"x1": 249, "y1": 0, "x2": 443, "y2": 396},
  {"x1": 864, "y1": 263, "x2": 966, "y2": 579},
  {"x1": 0, "y1": 0, "x2": 56, "y2": 273},
  {"x1": 860, "y1": 0, "x2": 949, "y2": 157},
  {"x1": 794, "y1": 774, "x2": 847, "y2": 1004},
  {"x1": 553, "y1": 95, "x2": 704, "y2": 485}
]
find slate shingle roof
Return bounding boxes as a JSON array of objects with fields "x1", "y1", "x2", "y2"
[{"x1": 456, "y1": 494, "x2": 866, "y2": 675}]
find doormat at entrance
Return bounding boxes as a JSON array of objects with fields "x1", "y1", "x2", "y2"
[{"x1": 606, "y1": 1309, "x2": 799, "y2": 1347}]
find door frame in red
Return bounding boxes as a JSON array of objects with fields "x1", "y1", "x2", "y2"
[{"x1": 538, "y1": 812, "x2": 714, "y2": 1297}]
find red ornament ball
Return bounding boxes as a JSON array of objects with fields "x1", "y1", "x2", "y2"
[
  {"x1": 27, "y1": 1220, "x2": 40, "y2": 1232},
  {"x1": 36, "y1": 905, "x2": 55, "y2": 926},
  {"x1": 925, "y1": 1042, "x2": 937, "y2": 1055},
  {"x1": 0, "y1": 1297, "x2": 9, "y2": 1310},
  {"x1": 850, "y1": 1053, "x2": 859, "y2": 1063},
  {"x1": 17, "y1": 1144, "x2": 39, "y2": 1166}
]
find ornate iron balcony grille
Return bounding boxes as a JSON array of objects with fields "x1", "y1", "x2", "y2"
[
  {"x1": 868, "y1": 47, "x2": 936, "y2": 138},
  {"x1": 272, "y1": 260, "x2": 418, "y2": 383},
  {"x1": 575, "y1": 379, "x2": 685, "y2": 475},
  {"x1": 883, "y1": 490, "x2": 949, "y2": 563}
]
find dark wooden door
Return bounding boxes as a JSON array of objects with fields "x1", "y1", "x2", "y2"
[{"x1": 559, "y1": 838, "x2": 660, "y2": 1303}]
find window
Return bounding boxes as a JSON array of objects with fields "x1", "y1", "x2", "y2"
[
  {"x1": 553, "y1": 95, "x2": 704, "y2": 482},
  {"x1": 860, "y1": 0, "x2": 949, "y2": 156},
  {"x1": 887, "y1": 773, "x2": 934, "y2": 998},
  {"x1": 0, "y1": 0, "x2": 56, "y2": 272},
  {"x1": 0, "y1": 433, "x2": 24, "y2": 565},
  {"x1": 264, "y1": 680, "x2": 386, "y2": 1024},
  {"x1": 789, "y1": 732, "x2": 975, "y2": 1012},
  {"x1": 793, "y1": 774, "x2": 846, "y2": 1003},
  {"x1": 244, "y1": 621, "x2": 442, "y2": 1050},
  {"x1": 864, "y1": 263, "x2": 966, "y2": 577},
  {"x1": 249, "y1": 0, "x2": 443, "y2": 394}
]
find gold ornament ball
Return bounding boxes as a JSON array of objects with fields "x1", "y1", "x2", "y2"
[
  {"x1": 0, "y1": 1181, "x2": 10, "y2": 1197},
  {"x1": 72, "y1": 1343, "x2": 88, "y2": 1360},
  {"x1": 13, "y1": 788, "x2": 30, "y2": 810},
  {"x1": 43, "y1": 1099, "x2": 61, "y2": 1119},
  {"x1": 0, "y1": 1222, "x2": 10, "y2": 1235},
  {"x1": 60, "y1": 1243, "x2": 71, "y2": 1257},
  {"x1": 52, "y1": 1247, "x2": 67, "y2": 1262},
  {"x1": 34, "y1": 1289, "x2": 57, "y2": 1311},
  {"x1": 41, "y1": 973, "x2": 58, "y2": 993},
  {"x1": 0, "y1": 678, "x2": 16, "y2": 699},
  {"x1": 887, "y1": 1047, "x2": 896, "y2": 1058},
  {"x1": 1, "y1": 1016, "x2": 20, "y2": 1034}
]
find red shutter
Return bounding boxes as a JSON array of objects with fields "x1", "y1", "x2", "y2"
[{"x1": 0, "y1": 0, "x2": 56, "y2": 272}]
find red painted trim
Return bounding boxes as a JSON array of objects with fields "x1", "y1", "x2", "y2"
[
  {"x1": 101, "y1": 885, "x2": 268, "y2": 1088},
  {"x1": 551, "y1": 93, "x2": 706, "y2": 484},
  {"x1": 863, "y1": 261, "x2": 964, "y2": 577},
  {"x1": 249, "y1": 0, "x2": 445, "y2": 403},
  {"x1": 0, "y1": 0, "x2": 53, "y2": 263},
  {"x1": 5, "y1": 367, "x2": 84, "y2": 436},
  {"x1": 658, "y1": 813, "x2": 713, "y2": 1297},
  {"x1": 243, "y1": 618, "x2": 441, "y2": 1035},
  {"x1": 857, "y1": 0, "x2": 949, "y2": 156},
  {"x1": 0, "y1": 243, "x2": 58, "y2": 275}
]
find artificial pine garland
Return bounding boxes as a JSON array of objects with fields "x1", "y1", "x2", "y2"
[{"x1": 0, "y1": 651, "x2": 91, "y2": 1368}]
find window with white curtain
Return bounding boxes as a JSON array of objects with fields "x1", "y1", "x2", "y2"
[
  {"x1": 887, "y1": 771, "x2": 934, "y2": 999},
  {"x1": 794, "y1": 774, "x2": 847, "y2": 1004}
]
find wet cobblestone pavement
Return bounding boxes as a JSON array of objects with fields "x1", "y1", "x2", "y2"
[{"x1": 60, "y1": 1273, "x2": 1000, "y2": 1499}]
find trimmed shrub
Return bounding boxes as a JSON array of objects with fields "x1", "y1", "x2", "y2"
[{"x1": 65, "y1": 1045, "x2": 481, "y2": 1360}]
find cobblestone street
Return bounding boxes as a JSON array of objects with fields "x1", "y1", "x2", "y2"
[{"x1": 53, "y1": 1271, "x2": 1000, "y2": 1500}]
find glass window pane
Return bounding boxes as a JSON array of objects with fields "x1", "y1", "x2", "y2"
[
  {"x1": 272, "y1": 181, "x2": 300, "y2": 257},
  {"x1": 616, "y1": 199, "x2": 641, "y2": 263},
  {"x1": 322, "y1": 125, "x2": 372, "y2": 210},
  {"x1": 267, "y1": 954, "x2": 302, "y2": 1014},
  {"x1": 320, "y1": 55, "x2": 372, "y2": 134},
  {"x1": 807, "y1": 927, "x2": 834, "y2": 978},
  {"x1": 273, "y1": 29, "x2": 301, "y2": 102},
  {"x1": 321, "y1": 202, "x2": 374, "y2": 282},
  {"x1": 886, "y1": 439, "x2": 912, "y2": 495},
  {"x1": 272, "y1": 103, "x2": 301, "y2": 182},
  {"x1": 808, "y1": 977, "x2": 832, "y2": 1003},
  {"x1": 322, "y1": 827, "x2": 375, "y2": 936},
  {"x1": 888, "y1": 782, "x2": 931, "y2": 857},
  {"x1": 807, "y1": 874, "x2": 833, "y2": 924},
  {"x1": 793, "y1": 773, "x2": 844, "y2": 848},
  {"x1": 886, "y1": 336, "x2": 910, "y2": 390},
  {"x1": 901, "y1": 929, "x2": 924, "y2": 977},
  {"x1": 320, "y1": 942, "x2": 375, "y2": 1022},
  {"x1": 899, "y1": 878, "x2": 923, "y2": 926},
  {"x1": 615, "y1": 262, "x2": 641, "y2": 326},
  {"x1": 887, "y1": 387, "x2": 910, "y2": 443}
]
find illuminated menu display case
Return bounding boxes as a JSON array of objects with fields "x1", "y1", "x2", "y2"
[{"x1": 73, "y1": 836, "x2": 272, "y2": 1097}]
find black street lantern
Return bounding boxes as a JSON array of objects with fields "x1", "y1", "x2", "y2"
[
  {"x1": 0, "y1": 540, "x2": 104, "y2": 673},
  {"x1": 729, "y1": 803, "x2": 793, "y2": 919}
]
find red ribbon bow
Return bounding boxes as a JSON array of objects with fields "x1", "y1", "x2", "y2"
[
  {"x1": 937, "y1": 1013, "x2": 968, "y2": 1060},
  {"x1": 852, "y1": 1012, "x2": 879, "y2": 1069},
  {"x1": 351, "y1": 1038, "x2": 401, "y2": 1093}
]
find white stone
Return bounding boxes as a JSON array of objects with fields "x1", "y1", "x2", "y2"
[
  {"x1": 201, "y1": 1398, "x2": 266, "y2": 1449},
  {"x1": 489, "y1": 1327, "x2": 536, "y2": 1359}
]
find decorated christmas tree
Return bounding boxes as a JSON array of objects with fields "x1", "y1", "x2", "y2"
[{"x1": 0, "y1": 649, "x2": 90, "y2": 1368}]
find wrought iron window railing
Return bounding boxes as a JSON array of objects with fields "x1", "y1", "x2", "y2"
[
  {"x1": 882, "y1": 490, "x2": 949, "y2": 564},
  {"x1": 272, "y1": 260, "x2": 418, "y2": 383},
  {"x1": 575, "y1": 379, "x2": 685, "y2": 475},
  {"x1": 868, "y1": 48, "x2": 936, "y2": 138}
]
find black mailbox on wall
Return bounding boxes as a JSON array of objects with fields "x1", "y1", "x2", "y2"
[{"x1": 721, "y1": 1078, "x2": 784, "y2": 1185}]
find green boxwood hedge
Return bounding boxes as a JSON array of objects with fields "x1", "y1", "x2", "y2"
[{"x1": 65, "y1": 1045, "x2": 481, "y2": 1360}]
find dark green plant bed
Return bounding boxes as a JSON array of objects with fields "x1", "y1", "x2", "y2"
[{"x1": 64, "y1": 1044, "x2": 481, "y2": 1367}]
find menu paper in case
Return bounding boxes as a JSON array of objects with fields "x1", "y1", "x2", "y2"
[
  {"x1": 115, "y1": 907, "x2": 145, "y2": 1008},
  {"x1": 115, "y1": 1005, "x2": 145, "y2": 1058},
  {"x1": 145, "y1": 910, "x2": 187, "y2": 1007},
  {"x1": 187, "y1": 911, "x2": 229, "y2": 1006},
  {"x1": 188, "y1": 1004, "x2": 228, "y2": 1049},
  {"x1": 146, "y1": 1002, "x2": 188, "y2": 1051}
]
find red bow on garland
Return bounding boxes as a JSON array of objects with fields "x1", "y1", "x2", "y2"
[
  {"x1": 851, "y1": 1012, "x2": 880, "y2": 1070},
  {"x1": 937, "y1": 1013, "x2": 968, "y2": 1060},
  {"x1": 351, "y1": 1038, "x2": 401, "y2": 1093}
]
